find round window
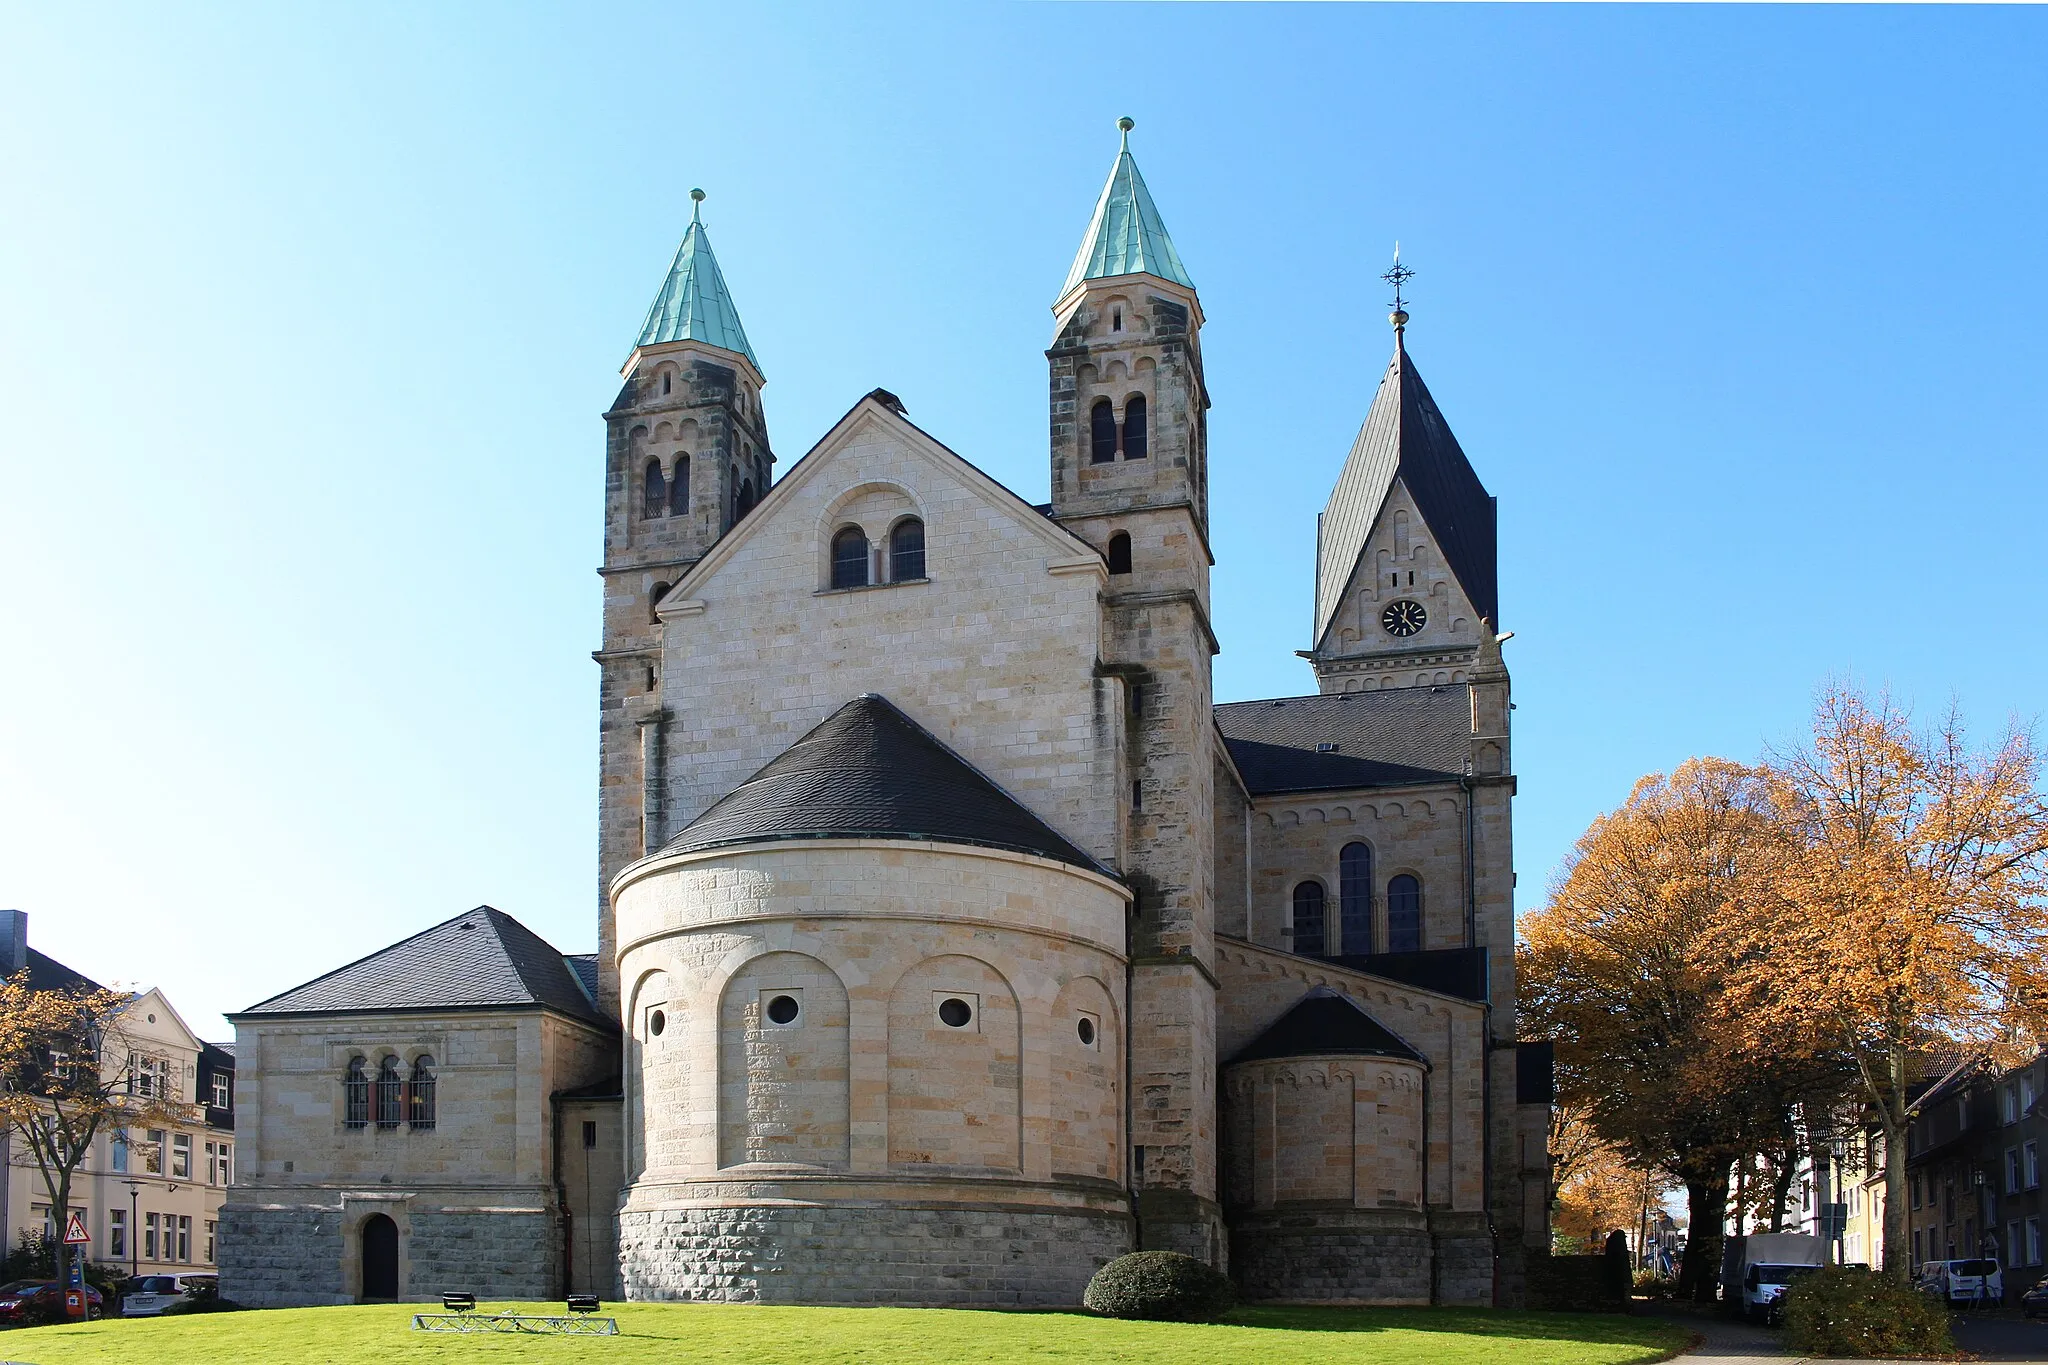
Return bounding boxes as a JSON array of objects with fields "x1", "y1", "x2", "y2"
[
  {"x1": 1077, "y1": 1017, "x2": 1097, "y2": 1047},
  {"x1": 647, "y1": 1008, "x2": 666, "y2": 1037},
  {"x1": 938, "y1": 997, "x2": 973, "y2": 1029},
  {"x1": 766, "y1": 994, "x2": 800, "y2": 1025}
]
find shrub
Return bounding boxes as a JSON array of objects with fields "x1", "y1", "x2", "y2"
[
  {"x1": 1082, "y1": 1251, "x2": 1236, "y2": 1322},
  {"x1": 1632, "y1": 1269, "x2": 1677, "y2": 1299},
  {"x1": 159, "y1": 1282, "x2": 243, "y2": 1315},
  {"x1": 1780, "y1": 1266, "x2": 1952, "y2": 1358}
]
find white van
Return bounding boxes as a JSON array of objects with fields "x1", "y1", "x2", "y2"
[
  {"x1": 1918, "y1": 1259, "x2": 2003, "y2": 1306},
  {"x1": 1741, "y1": 1262, "x2": 1821, "y2": 1323},
  {"x1": 120, "y1": 1273, "x2": 215, "y2": 1317}
]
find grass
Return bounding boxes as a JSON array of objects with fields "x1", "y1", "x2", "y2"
[{"x1": 7, "y1": 1301, "x2": 1691, "y2": 1365}]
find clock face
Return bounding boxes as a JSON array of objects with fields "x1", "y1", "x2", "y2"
[{"x1": 1381, "y1": 599, "x2": 1427, "y2": 637}]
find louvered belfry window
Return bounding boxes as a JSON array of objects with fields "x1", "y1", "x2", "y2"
[
  {"x1": 1089, "y1": 400, "x2": 1117, "y2": 464},
  {"x1": 408, "y1": 1055, "x2": 437, "y2": 1130},
  {"x1": 1122, "y1": 395, "x2": 1147, "y2": 460},
  {"x1": 374, "y1": 1056, "x2": 404, "y2": 1129},
  {"x1": 343, "y1": 1057, "x2": 370, "y2": 1130},
  {"x1": 642, "y1": 459, "x2": 666, "y2": 517}
]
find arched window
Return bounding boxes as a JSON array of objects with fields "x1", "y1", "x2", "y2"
[
  {"x1": 342, "y1": 1056, "x2": 369, "y2": 1130},
  {"x1": 1292, "y1": 881, "x2": 1327, "y2": 958},
  {"x1": 661, "y1": 371, "x2": 672, "y2": 396},
  {"x1": 407, "y1": 1056, "x2": 436, "y2": 1130},
  {"x1": 642, "y1": 459, "x2": 666, "y2": 518},
  {"x1": 890, "y1": 518, "x2": 925, "y2": 581},
  {"x1": 1123, "y1": 395, "x2": 1148, "y2": 461},
  {"x1": 830, "y1": 526, "x2": 869, "y2": 589},
  {"x1": 1387, "y1": 874, "x2": 1423, "y2": 953},
  {"x1": 668, "y1": 455, "x2": 689, "y2": 517},
  {"x1": 1339, "y1": 842, "x2": 1372, "y2": 954},
  {"x1": 1106, "y1": 532, "x2": 1133, "y2": 575},
  {"x1": 648, "y1": 581, "x2": 668, "y2": 625},
  {"x1": 1089, "y1": 399, "x2": 1117, "y2": 464},
  {"x1": 373, "y1": 1056, "x2": 403, "y2": 1130},
  {"x1": 736, "y1": 477, "x2": 757, "y2": 518}
]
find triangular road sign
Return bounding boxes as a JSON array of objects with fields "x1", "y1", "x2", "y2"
[{"x1": 62, "y1": 1210, "x2": 89, "y2": 1244}]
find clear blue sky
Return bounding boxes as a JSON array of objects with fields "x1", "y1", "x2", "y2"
[{"x1": 4, "y1": 4, "x2": 2044, "y2": 1038}]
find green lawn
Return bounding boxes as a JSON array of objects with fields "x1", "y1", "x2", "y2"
[{"x1": 7, "y1": 1302, "x2": 1691, "y2": 1365}]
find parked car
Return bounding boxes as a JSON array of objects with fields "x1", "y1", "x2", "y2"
[
  {"x1": 120, "y1": 1273, "x2": 215, "y2": 1317},
  {"x1": 2020, "y1": 1277, "x2": 2048, "y2": 1319},
  {"x1": 1741, "y1": 1262, "x2": 1820, "y2": 1323},
  {"x1": 0, "y1": 1279, "x2": 106, "y2": 1323},
  {"x1": 1917, "y1": 1258, "x2": 2003, "y2": 1306}
]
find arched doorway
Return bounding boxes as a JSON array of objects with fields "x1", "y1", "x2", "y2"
[{"x1": 360, "y1": 1213, "x2": 399, "y2": 1300}]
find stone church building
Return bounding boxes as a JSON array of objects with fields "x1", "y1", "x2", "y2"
[{"x1": 221, "y1": 124, "x2": 1551, "y2": 1310}]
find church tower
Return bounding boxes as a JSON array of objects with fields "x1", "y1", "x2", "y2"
[
  {"x1": 1048, "y1": 119, "x2": 1223, "y2": 1260},
  {"x1": 1306, "y1": 276, "x2": 1499, "y2": 696},
  {"x1": 593, "y1": 191, "x2": 773, "y2": 1014}
]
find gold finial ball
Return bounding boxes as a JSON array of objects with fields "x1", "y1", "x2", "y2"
[
  {"x1": 1390, "y1": 309, "x2": 1410, "y2": 329},
  {"x1": 1117, "y1": 116, "x2": 1135, "y2": 133},
  {"x1": 690, "y1": 188, "x2": 706, "y2": 203}
]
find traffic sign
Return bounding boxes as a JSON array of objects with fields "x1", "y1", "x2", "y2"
[{"x1": 62, "y1": 1210, "x2": 89, "y2": 1244}]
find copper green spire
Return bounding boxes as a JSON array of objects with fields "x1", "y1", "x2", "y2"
[
  {"x1": 1060, "y1": 117, "x2": 1195, "y2": 298},
  {"x1": 633, "y1": 188, "x2": 759, "y2": 369}
]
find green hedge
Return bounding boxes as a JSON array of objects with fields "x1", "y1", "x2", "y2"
[
  {"x1": 1082, "y1": 1251, "x2": 1236, "y2": 1322},
  {"x1": 1780, "y1": 1266, "x2": 1951, "y2": 1358}
]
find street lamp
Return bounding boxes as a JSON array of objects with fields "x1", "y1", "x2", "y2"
[{"x1": 121, "y1": 1180, "x2": 142, "y2": 1278}]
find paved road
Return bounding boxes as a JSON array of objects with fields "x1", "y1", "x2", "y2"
[{"x1": 1652, "y1": 1305, "x2": 2048, "y2": 1363}]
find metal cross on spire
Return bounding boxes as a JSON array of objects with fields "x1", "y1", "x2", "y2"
[{"x1": 1382, "y1": 243, "x2": 1415, "y2": 333}]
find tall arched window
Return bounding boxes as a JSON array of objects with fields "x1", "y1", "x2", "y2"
[
  {"x1": 1106, "y1": 532, "x2": 1132, "y2": 575},
  {"x1": 1122, "y1": 395, "x2": 1148, "y2": 460},
  {"x1": 342, "y1": 1056, "x2": 369, "y2": 1130},
  {"x1": 1089, "y1": 399, "x2": 1117, "y2": 464},
  {"x1": 373, "y1": 1056, "x2": 403, "y2": 1130},
  {"x1": 648, "y1": 581, "x2": 669, "y2": 625},
  {"x1": 1292, "y1": 881, "x2": 1327, "y2": 958},
  {"x1": 407, "y1": 1056, "x2": 436, "y2": 1130},
  {"x1": 642, "y1": 459, "x2": 666, "y2": 517},
  {"x1": 1339, "y1": 842, "x2": 1372, "y2": 954},
  {"x1": 668, "y1": 455, "x2": 689, "y2": 517},
  {"x1": 737, "y1": 477, "x2": 757, "y2": 517},
  {"x1": 889, "y1": 518, "x2": 925, "y2": 581},
  {"x1": 1387, "y1": 874, "x2": 1423, "y2": 953},
  {"x1": 830, "y1": 526, "x2": 869, "y2": 589}
]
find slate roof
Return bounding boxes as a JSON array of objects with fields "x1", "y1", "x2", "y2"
[
  {"x1": 234, "y1": 907, "x2": 610, "y2": 1029},
  {"x1": 1315, "y1": 340, "x2": 1497, "y2": 646},
  {"x1": 1060, "y1": 122, "x2": 1195, "y2": 297},
  {"x1": 1214, "y1": 686, "x2": 1472, "y2": 796},
  {"x1": 21, "y1": 948, "x2": 100, "y2": 995},
  {"x1": 1232, "y1": 987, "x2": 1424, "y2": 1064},
  {"x1": 632, "y1": 199, "x2": 759, "y2": 368},
  {"x1": 661, "y1": 694, "x2": 1105, "y2": 874}
]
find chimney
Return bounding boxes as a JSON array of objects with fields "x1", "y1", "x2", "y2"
[{"x1": 0, "y1": 910, "x2": 25, "y2": 977}]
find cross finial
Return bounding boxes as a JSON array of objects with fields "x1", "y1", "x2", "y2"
[
  {"x1": 690, "y1": 187, "x2": 705, "y2": 224},
  {"x1": 1382, "y1": 243, "x2": 1415, "y2": 333},
  {"x1": 1117, "y1": 115, "x2": 1134, "y2": 151}
]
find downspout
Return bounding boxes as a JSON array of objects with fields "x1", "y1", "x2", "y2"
[
  {"x1": 1461, "y1": 774, "x2": 1477, "y2": 949},
  {"x1": 550, "y1": 1093, "x2": 573, "y2": 1295}
]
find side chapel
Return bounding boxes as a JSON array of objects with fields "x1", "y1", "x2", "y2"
[{"x1": 221, "y1": 120, "x2": 1551, "y2": 1309}]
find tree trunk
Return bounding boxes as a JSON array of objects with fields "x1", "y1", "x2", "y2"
[
  {"x1": 1882, "y1": 1049, "x2": 1912, "y2": 1281},
  {"x1": 1768, "y1": 1147, "x2": 1796, "y2": 1233},
  {"x1": 1679, "y1": 1163, "x2": 1732, "y2": 1304}
]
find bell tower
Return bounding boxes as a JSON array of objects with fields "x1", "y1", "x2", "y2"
[
  {"x1": 593, "y1": 189, "x2": 772, "y2": 1016},
  {"x1": 1048, "y1": 119, "x2": 1223, "y2": 1262}
]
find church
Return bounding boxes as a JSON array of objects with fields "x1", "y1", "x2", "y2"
[{"x1": 220, "y1": 121, "x2": 1551, "y2": 1310}]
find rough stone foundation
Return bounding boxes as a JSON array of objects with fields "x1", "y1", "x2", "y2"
[
  {"x1": 618, "y1": 1202, "x2": 1132, "y2": 1306},
  {"x1": 1230, "y1": 1207, "x2": 1433, "y2": 1304},
  {"x1": 219, "y1": 1203, "x2": 559, "y2": 1307}
]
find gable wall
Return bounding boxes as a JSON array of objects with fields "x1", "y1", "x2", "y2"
[
  {"x1": 656, "y1": 414, "x2": 1120, "y2": 866},
  {"x1": 1316, "y1": 479, "x2": 1485, "y2": 693}
]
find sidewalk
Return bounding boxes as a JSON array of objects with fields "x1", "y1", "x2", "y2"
[{"x1": 1649, "y1": 1304, "x2": 2048, "y2": 1363}]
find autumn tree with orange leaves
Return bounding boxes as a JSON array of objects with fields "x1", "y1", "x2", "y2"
[
  {"x1": 1723, "y1": 685, "x2": 2048, "y2": 1280},
  {"x1": 1520, "y1": 758, "x2": 1851, "y2": 1301}
]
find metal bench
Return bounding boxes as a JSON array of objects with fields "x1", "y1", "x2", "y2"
[{"x1": 411, "y1": 1293, "x2": 618, "y2": 1335}]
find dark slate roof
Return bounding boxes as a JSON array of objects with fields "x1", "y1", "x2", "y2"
[
  {"x1": 1232, "y1": 987, "x2": 1425, "y2": 1064},
  {"x1": 1214, "y1": 686, "x2": 1471, "y2": 795},
  {"x1": 23, "y1": 948, "x2": 101, "y2": 995},
  {"x1": 1329, "y1": 946, "x2": 1490, "y2": 1002},
  {"x1": 1315, "y1": 341, "x2": 1498, "y2": 645},
  {"x1": 564, "y1": 954, "x2": 600, "y2": 1005},
  {"x1": 233, "y1": 907, "x2": 611, "y2": 1029},
  {"x1": 661, "y1": 694, "x2": 1104, "y2": 873}
]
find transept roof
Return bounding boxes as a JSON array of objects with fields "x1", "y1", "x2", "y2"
[
  {"x1": 1231, "y1": 987, "x2": 1424, "y2": 1064},
  {"x1": 1315, "y1": 341, "x2": 1497, "y2": 646},
  {"x1": 632, "y1": 191, "x2": 760, "y2": 368},
  {"x1": 1214, "y1": 686, "x2": 1472, "y2": 795},
  {"x1": 660, "y1": 694, "x2": 1104, "y2": 874},
  {"x1": 233, "y1": 907, "x2": 609, "y2": 1028},
  {"x1": 1059, "y1": 119, "x2": 1195, "y2": 298}
]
